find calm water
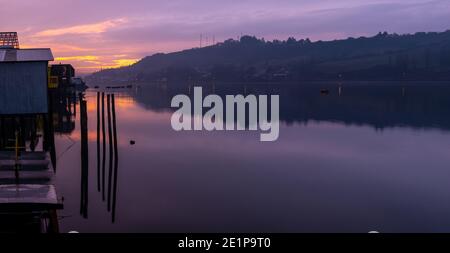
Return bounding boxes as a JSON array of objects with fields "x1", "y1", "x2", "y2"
[{"x1": 54, "y1": 82, "x2": 450, "y2": 233}]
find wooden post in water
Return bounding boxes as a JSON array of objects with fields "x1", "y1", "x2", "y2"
[
  {"x1": 107, "y1": 94, "x2": 113, "y2": 212},
  {"x1": 18, "y1": 117, "x2": 27, "y2": 152},
  {"x1": 111, "y1": 94, "x2": 119, "y2": 223},
  {"x1": 97, "y1": 92, "x2": 101, "y2": 192},
  {"x1": 48, "y1": 209, "x2": 60, "y2": 233},
  {"x1": 73, "y1": 92, "x2": 77, "y2": 117},
  {"x1": 30, "y1": 116, "x2": 37, "y2": 151},
  {"x1": 42, "y1": 114, "x2": 49, "y2": 152},
  {"x1": 14, "y1": 129, "x2": 19, "y2": 183},
  {"x1": 101, "y1": 92, "x2": 106, "y2": 201},
  {"x1": 79, "y1": 95, "x2": 89, "y2": 218},
  {"x1": 48, "y1": 90, "x2": 56, "y2": 171},
  {"x1": 0, "y1": 118, "x2": 3, "y2": 149}
]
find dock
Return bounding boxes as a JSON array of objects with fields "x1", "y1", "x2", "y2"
[
  {"x1": 0, "y1": 148, "x2": 63, "y2": 233},
  {"x1": 0, "y1": 32, "x2": 63, "y2": 233}
]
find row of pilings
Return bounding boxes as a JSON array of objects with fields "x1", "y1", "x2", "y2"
[{"x1": 80, "y1": 92, "x2": 119, "y2": 222}]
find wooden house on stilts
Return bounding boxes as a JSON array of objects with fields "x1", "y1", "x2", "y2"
[{"x1": 0, "y1": 32, "x2": 63, "y2": 233}]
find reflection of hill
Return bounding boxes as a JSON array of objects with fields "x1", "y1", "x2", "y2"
[
  {"x1": 276, "y1": 84, "x2": 450, "y2": 130},
  {"x1": 130, "y1": 86, "x2": 174, "y2": 112},
  {"x1": 130, "y1": 83, "x2": 450, "y2": 131}
]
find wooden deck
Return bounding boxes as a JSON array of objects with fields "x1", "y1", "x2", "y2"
[
  {"x1": 0, "y1": 151, "x2": 63, "y2": 232},
  {"x1": 0, "y1": 184, "x2": 62, "y2": 211}
]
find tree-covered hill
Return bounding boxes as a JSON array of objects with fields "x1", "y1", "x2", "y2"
[{"x1": 87, "y1": 30, "x2": 450, "y2": 83}]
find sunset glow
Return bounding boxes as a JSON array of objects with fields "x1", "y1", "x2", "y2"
[
  {"x1": 35, "y1": 18, "x2": 128, "y2": 37},
  {"x1": 3, "y1": 0, "x2": 450, "y2": 237},
  {"x1": 3, "y1": 0, "x2": 448, "y2": 74}
]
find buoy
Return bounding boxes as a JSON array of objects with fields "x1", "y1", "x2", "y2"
[{"x1": 320, "y1": 89, "x2": 330, "y2": 95}]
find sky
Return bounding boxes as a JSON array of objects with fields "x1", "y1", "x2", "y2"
[{"x1": 1, "y1": 0, "x2": 449, "y2": 74}]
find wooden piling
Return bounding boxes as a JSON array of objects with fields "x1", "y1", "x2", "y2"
[
  {"x1": 107, "y1": 94, "x2": 113, "y2": 212},
  {"x1": 111, "y1": 94, "x2": 119, "y2": 222},
  {"x1": 42, "y1": 114, "x2": 49, "y2": 152},
  {"x1": 96, "y1": 92, "x2": 101, "y2": 192},
  {"x1": 30, "y1": 116, "x2": 37, "y2": 152},
  {"x1": 48, "y1": 91, "x2": 56, "y2": 171},
  {"x1": 79, "y1": 96, "x2": 89, "y2": 218},
  {"x1": 101, "y1": 92, "x2": 106, "y2": 201},
  {"x1": 48, "y1": 209, "x2": 60, "y2": 233}
]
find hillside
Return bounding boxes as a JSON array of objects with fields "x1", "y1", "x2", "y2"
[{"x1": 87, "y1": 31, "x2": 450, "y2": 83}]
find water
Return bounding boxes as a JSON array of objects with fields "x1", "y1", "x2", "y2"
[{"x1": 54, "y1": 82, "x2": 450, "y2": 233}]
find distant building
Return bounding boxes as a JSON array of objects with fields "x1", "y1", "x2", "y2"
[
  {"x1": 0, "y1": 47, "x2": 54, "y2": 115},
  {"x1": 50, "y1": 64, "x2": 75, "y2": 88}
]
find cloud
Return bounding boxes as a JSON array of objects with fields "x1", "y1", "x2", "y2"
[
  {"x1": 55, "y1": 55, "x2": 99, "y2": 61},
  {"x1": 113, "y1": 58, "x2": 139, "y2": 66},
  {"x1": 4, "y1": 0, "x2": 448, "y2": 73},
  {"x1": 56, "y1": 56, "x2": 139, "y2": 74},
  {"x1": 34, "y1": 18, "x2": 128, "y2": 37}
]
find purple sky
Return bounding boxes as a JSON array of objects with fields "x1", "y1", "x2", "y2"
[{"x1": 1, "y1": 0, "x2": 449, "y2": 73}]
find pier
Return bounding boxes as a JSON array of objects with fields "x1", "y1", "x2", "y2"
[
  {"x1": 0, "y1": 32, "x2": 63, "y2": 232},
  {"x1": 0, "y1": 118, "x2": 63, "y2": 233}
]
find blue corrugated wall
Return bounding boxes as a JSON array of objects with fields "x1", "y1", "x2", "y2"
[{"x1": 0, "y1": 61, "x2": 48, "y2": 115}]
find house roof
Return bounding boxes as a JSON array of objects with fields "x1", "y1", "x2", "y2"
[{"x1": 0, "y1": 48, "x2": 54, "y2": 62}]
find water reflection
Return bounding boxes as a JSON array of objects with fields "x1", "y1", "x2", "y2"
[
  {"x1": 79, "y1": 94, "x2": 88, "y2": 218},
  {"x1": 50, "y1": 88, "x2": 77, "y2": 134},
  {"x1": 129, "y1": 82, "x2": 450, "y2": 131},
  {"x1": 111, "y1": 94, "x2": 119, "y2": 223},
  {"x1": 54, "y1": 82, "x2": 450, "y2": 232},
  {"x1": 86, "y1": 92, "x2": 121, "y2": 222},
  {"x1": 96, "y1": 92, "x2": 101, "y2": 192},
  {"x1": 101, "y1": 92, "x2": 106, "y2": 201}
]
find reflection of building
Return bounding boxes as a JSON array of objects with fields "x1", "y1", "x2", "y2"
[
  {"x1": 0, "y1": 116, "x2": 42, "y2": 152},
  {"x1": 49, "y1": 88, "x2": 77, "y2": 134},
  {"x1": 50, "y1": 64, "x2": 75, "y2": 88}
]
